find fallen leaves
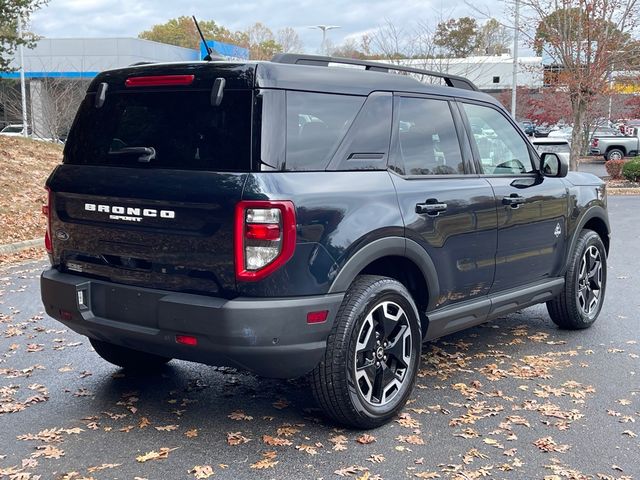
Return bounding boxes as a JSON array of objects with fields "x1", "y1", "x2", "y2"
[
  {"x1": 189, "y1": 465, "x2": 214, "y2": 479},
  {"x1": 356, "y1": 433, "x2": 376, "y2": 444},
  {"x1": 228, "y1": 410, "x2": 253, "y2": 421},
  {"x1": 226, "y1": 432, "x2": 250, "y2": 446},
  {"x1": 262, "y1": 435, "x2": 292, "y2": 446},
  {"x1": 135, "y1": 447, "x2": 178, "y2": 463},
  {"x1": 533, "y1": 436, "x2": 570, "y2": 453},
  {"x1": 250, "y1": 451, "x2": 278, "y2": 469}
]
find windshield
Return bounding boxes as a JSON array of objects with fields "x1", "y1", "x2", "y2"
[
  {"x1": 2, "y1": 125, "x2": 23, "y2": 133},
  {"x1": 64, "y1": 89, "x2": 253, "y2": 171}
]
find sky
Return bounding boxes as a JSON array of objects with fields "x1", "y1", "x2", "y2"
[{"x1": 29, "y1": 0, "x2": 511, "y2": 54}]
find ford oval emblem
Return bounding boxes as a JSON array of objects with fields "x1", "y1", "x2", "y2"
[{"x1": 55, "y1": 230, "x2": 69, "y2": 241}]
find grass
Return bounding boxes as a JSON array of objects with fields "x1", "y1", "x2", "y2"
[{"x1": 0, "y1": 136, "x2": 62, "y2": 245}]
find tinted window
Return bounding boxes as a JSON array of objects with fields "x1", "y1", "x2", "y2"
[
  {"x1": 285, "y1": 91, "x2": 364, "y2": 171},
  {"x1": 462, "y1": 103, "x2": 534, "y2": 175},
  {"x1": 64, "y1": 90, "x2": 252, "y2": 171},
  {"x1": 395, "y1": 97, "x2": 464, "y2": 175}
]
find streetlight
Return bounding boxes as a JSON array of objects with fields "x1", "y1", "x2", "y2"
[
  {"x1": 309, "y1": 25, "x2": 341, "y2": 55},
  {"x1": 17, "y1": 12, "x2": 28, "y2": 137}
]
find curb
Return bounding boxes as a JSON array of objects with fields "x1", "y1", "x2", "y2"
[{"x1": 0, "y1": 238, "x2": 43, "y2": 255}]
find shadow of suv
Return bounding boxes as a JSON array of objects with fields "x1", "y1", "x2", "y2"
[{"x1": 41, "y1": 54, "x2": 610, "y2": 428}]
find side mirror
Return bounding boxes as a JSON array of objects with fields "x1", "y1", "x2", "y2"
[{"x1": 540, "y1": 152, "x2": 568, "y2": 178}]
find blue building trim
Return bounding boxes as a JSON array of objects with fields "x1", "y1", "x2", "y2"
[
  {"x1": 0, "y1": 71, "x2": 99, "y2": 79},
  {"x1": 200, "y1": 40, "x2": 249, "y2": 60}
]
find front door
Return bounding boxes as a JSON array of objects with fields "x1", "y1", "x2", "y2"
[
  {"x1": 390, "y1": 95, "x2": 497, "y2": 311},
  {"x1": 458, "y1": 101, "x2": 568, "y2": 293}
]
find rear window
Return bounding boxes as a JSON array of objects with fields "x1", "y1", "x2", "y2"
[{"x1": 64, "y1": 90, "x2": 252, "y2": 171}]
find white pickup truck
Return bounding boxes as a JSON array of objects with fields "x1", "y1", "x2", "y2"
[{"x1": 590, "y1": 127, "x2": 640, "y2": 161}]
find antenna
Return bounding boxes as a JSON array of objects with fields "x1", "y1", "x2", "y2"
[{"x1": 193, "y1": 15, "x2": 213, "y2": 61}]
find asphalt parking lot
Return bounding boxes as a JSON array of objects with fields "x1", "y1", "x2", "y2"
[{"x1": 1, "y1": 196, "x2": 638, "y2": 480}]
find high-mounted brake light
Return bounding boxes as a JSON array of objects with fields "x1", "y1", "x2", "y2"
[
  {"x1": 125, "y1": 75, "x2": 195, "y2": 88},
  {"x1": 234, "y1": 200, "x2": 296, "y2": 281},
  {"x1": 43, "y1": 187, "x2": 52, "y2": 255}
]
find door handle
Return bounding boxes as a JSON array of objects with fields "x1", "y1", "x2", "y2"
[
  {"x1": 502, "y1": 194, "x2": 526, "y2": 208},
  {"x1": 416, "y1": 200, "x2": 448, "y2": 216}
]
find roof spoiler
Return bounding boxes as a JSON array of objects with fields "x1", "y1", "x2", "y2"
[{"x1": 270, "y1": 53, "x2": 478, "y2": 91}]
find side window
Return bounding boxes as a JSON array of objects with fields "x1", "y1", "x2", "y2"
[
  {"x1": 395, "y1": 97, "x2": 464, "y2": 175},
  {"x1": 285, "y1": 91, "x2": 364, "y2": 171},
  {"x1": 461, "y1": 103, "x2": 535, "y2": 175}
]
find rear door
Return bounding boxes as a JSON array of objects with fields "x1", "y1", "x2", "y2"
[
  {"x1": 48, "y1": 66, "x2": 255, "y2": 297},
  {"x1": 389, "y1": 94, "x2": 497, "y2": 311},
  {"x1": 457, "y1": 100, "x2": 569, "y2": 293}
]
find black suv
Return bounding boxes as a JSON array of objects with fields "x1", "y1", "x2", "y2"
[{"x1": 41, "y1": 54, "x2": 610, "y2": 428}]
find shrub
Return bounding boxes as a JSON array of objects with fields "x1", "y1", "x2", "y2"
[
  {"x1": 605, "y1": 159, "x2": 625, "y2": 179},
  {"x1": 622, "y1": 157, "x2": 640, "y2": 182}
]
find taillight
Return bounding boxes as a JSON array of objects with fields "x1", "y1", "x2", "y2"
[
  {"x1": 234, "y1": 200, "x2": 296, "y2": 281},
  {"x1": 43, "y1": 187, "x2": 52, "y2": 254},
  {"x1": 592, "y1": 138, "x2": 599, "y2": 147},
  {"x1": 125, "y1": 75, "x2": 195, "y2": 88}
]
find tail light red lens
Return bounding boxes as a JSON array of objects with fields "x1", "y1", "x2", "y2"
[
  {"x1": 125, "y1": 75, "x2": 195, "y2": 88},
  {"x1": 592, "y1": 138, "x2": 599, "y2": 147},
  {"x1": 234, "y1": 200, "x2": 296, "y2": 281},
  {"x1": 43, "y1": 187, "x2": 52, "y2": 254}
]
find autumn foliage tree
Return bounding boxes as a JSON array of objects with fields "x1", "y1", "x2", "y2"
[
  {"x1": 434, "y1": 17, "x2": 480, "y2": 58},
  {"x1": 520, "y1": 0, "x2": 640, "y2": 169},
  {"x1": 139, "y1": 17, "x2": 302, "y2": 60}
]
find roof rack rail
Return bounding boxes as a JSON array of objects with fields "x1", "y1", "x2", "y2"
[{"x1": 270, "y1": 53, "x2": 478, "y2": 91}]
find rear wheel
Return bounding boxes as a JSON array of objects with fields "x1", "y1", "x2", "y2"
[
  {"x1": 311, "y1": 275, "x2": 422, "y2": 429},
  {"x1": 90, "y1": 338, "x2": 171, "y2": 371},
  {"x1": 547, "y1": 229, "x2": 607, "y2": 329},
  {"x1": 606, "y1": 148, "x2": 624, "y2": 161}
]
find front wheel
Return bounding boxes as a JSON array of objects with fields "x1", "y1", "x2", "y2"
[
  {"x1": 547, "y1": 229, "x2": 607, "y2": 329},
  {"x1": 311, "y1": 275, "x2": 422, "y2": 429}
]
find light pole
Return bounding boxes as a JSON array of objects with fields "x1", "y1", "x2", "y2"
[
  {"x1": 309, "y1": 25, "x2": 341, "y2": 55},
  {"x1": 511, "y1": 0, "x2": 520, "y2": 118},
  {"x1": 17, "y1": 12, "x2": 28, "y2": 137}
]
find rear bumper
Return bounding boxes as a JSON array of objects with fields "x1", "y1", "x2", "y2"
[
  {"x1": 590, "y1": 148, "x2": 602, "y2": 155},
  {"x1": 40, "y1": 269, "x2": 344, "y2": 378}
]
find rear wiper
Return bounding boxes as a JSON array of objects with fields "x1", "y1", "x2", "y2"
[{"x1": 108, "y1": 147, "x2": 156, "y2": 162}]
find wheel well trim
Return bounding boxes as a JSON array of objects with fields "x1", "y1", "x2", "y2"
[
  {"x1": 606, "y1": 146, "x2": 626, "y2": 154},
  {"x1": 565, "y1": 206, "x2": 610, "y2": 271},
  {"x1": 327, "y1": 236, "x2": 439, "y2": 309}
]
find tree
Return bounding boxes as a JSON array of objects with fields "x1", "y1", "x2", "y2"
[
  {"x1": 276, "y1": 27, "x2": 303, "y2": 53},
  {"x1": 245, "y1": 22, "x2": 282, "y2": 60},
  {"x1": 478, "y1": 18, "x2": 512, "y2": 55},
  {"x1": 433, "y1": 17, "x2": 480, "y2": 58},
  {"x1": 0, "y1": 0, "x2": 48, "y2": 71},
  {"x1": 139, "y1": 16, "x2": 245, "y2": 50},
  {"x1": 520, "y1": 0, "x2": 639, "y2": 169}
]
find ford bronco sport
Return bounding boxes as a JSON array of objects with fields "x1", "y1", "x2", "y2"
[{"x1": 41, "y1": 54, "x2": 610, "y2": 428}]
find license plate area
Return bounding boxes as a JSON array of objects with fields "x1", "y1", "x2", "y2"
[{"x1": 91, "y1": 283, "x2": 161, "y2": 328}]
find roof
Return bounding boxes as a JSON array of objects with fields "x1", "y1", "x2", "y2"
[{"x1": 90, "y1": 59, "x2": 502, "y2": 107}]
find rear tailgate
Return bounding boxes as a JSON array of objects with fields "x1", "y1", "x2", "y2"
[{"x1": 47, "y1": 63, "x2": 256, "y2": 296}]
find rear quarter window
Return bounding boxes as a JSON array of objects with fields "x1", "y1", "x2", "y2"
[{"x1": 284, "y1": 91, "x2": 364, "y2": 171}]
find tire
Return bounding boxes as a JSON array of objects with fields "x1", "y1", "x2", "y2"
[
  {"x1": 90, "y1": 338, "x2": 171, "y2": 371},
  {"x1": 547, "y1": 230, "x2": 607, "y2": 329},
  {"x1": 606, "y1": 148, "x2": 624, "y2": 161},
  {"x1": 311, "y1": 275, "x2": 422, "y2": 429}
]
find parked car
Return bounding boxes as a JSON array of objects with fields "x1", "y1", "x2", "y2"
[
  {"x1": 533, "y1": 124, "x2": 551, "y2": 137},
  {"x1": 41, "y1": 53, "x2": 610, "y2": 428},
  {"x1": 590, "y1": 127, "x2": 640, "y2": 160},
  {"x1": 549, "y1": 126, "x2": 573, "y2": 142},
  {"x1": 518, "y1": 120, "x2": 535, "y2": 136},
  {"x1": 0, "y1": 124, "x2": 32, "y2": 136},
  {"x1": 531, "y1": 137, "x2": 571, "y2": 165}
]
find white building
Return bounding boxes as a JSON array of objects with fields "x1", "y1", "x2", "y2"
[{"x1": 396, "y1": 55, "x2": 544, "y2": 92}]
